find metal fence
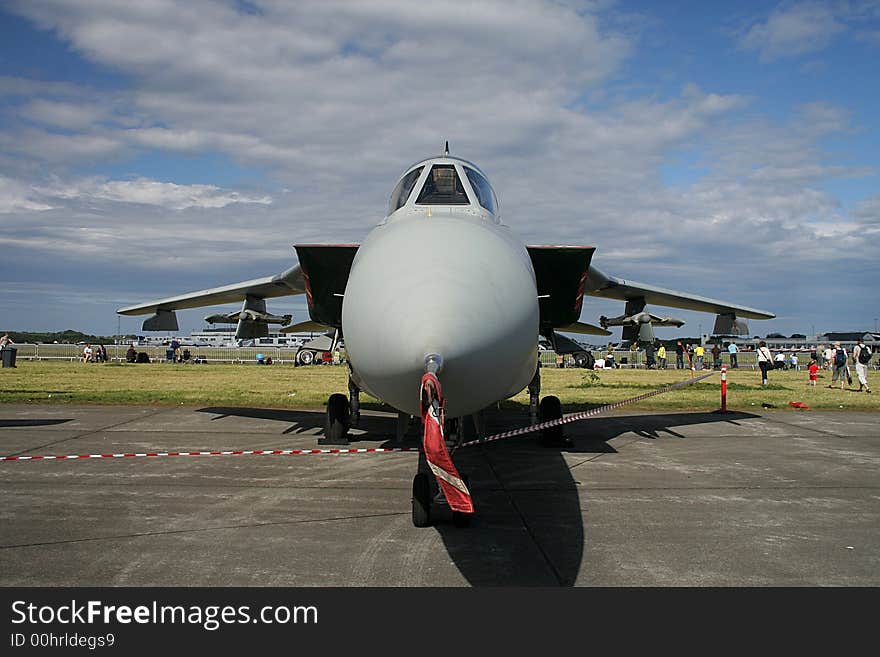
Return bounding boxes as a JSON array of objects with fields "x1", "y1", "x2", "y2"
[
  {"x1": 12, "y1": 343, "x2": 878, "y2": 370},
  {"x1": 542, "y1": 348, "x2": 878, "y2": 371},
  {"x1": 11, "y1": 343, "x2": 332, "y2": 365}
]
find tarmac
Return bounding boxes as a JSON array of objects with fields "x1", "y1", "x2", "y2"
[{"x1": 1, "y1": 403, "x2": 878, "y2": 586}]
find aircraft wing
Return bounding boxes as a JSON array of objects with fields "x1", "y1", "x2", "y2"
[
  {"x1": 118, "y1": 244, "x2": 361, "y2": 336},
  {"x1": 116, "y1": 264, "x2": 306, "y2": 316},
  {"x1": 585, "y1": 265, "x2": 774, "y2": 320}
]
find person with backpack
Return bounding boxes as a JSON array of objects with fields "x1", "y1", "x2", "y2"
[
  {"x1": 829, "y1": 342, "x2": 848, "y2": 390},
  {"x1": 853, "y1": 339, "x2": 873, "y2": 393},
  {"x1": 756, "y1": 340, "x2": 773, "y2": 385}
]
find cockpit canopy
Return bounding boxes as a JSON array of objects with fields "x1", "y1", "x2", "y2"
[{"x1": 388, "y1": 157, "x2": 498, "y2": 218}]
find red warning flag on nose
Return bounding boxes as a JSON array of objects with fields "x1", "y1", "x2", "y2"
[{"x1": 420, "y1": 373, "x2": 474, "y2": 514}]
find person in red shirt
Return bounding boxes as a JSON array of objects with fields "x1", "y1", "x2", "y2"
[{"x1": 808, "y1": 359, "x2": 819, "y2": 387}]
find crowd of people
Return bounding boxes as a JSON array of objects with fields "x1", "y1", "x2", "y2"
[
  {"x1": 593, "y1": 338, "x2": 873, "y2": 393},
  {"x1": 80, "y1": 343, "x2": 108, "y2": 363}
]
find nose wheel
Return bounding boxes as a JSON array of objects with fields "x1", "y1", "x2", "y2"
[
  {"x1": 411, "y1": 465, "x2": 471, "y2": 528},
  {"x1": 411, "y1": 472, "x2": 432, "y2": 527}
]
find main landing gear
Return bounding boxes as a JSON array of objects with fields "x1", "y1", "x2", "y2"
[
  {"x1": 529, "y1": 364, "x2": 572, "y2": 448},
  {"x1": 320, "y1": 376, "x2": 360, "y2": 445}
]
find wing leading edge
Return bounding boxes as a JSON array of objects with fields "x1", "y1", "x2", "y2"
[
  {"x1": 116, "y1": 245, "x2": 361, "y2": 336},
  {"x1": 585, "y1": 265, "x2": 775, "y2": 320},
  {"x1": 117, "y1": 264, "x2": 306, "y2": 316}
]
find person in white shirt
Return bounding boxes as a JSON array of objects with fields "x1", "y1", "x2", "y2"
[
  {"x1": 853, "y1": 340, "x2": 872, "y2": 394},
  {"x1": 774, "y1": 351, "x2": 786, "y2": 370},
  {"x1": 756, "y1": 341, "x2": 773, "y2": 385}
]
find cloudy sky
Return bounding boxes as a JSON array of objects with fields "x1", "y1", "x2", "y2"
[{"x1": 1, "y1": 0, "x2": 878, "y2": 340}]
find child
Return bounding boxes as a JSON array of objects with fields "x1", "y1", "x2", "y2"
[{"x1": 808, "y1": 359, "x2": 819, "y2": 387}]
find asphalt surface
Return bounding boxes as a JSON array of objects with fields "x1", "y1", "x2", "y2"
[{"x1": 1, "y1": 403, "x2": 878, "y2": 586}]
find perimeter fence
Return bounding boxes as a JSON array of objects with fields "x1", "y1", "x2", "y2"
[{"x1": 14, "y1": 343, "x2": 870, "y2": 371}]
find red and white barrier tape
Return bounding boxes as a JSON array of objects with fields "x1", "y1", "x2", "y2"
[
  {"x1": 1, "y1": 371, "x2": 717, "y2": 463},
  {"x1": 460, "y1": 370, "x2": 717, "y2": 448},
  {"x1": 1, "y1": 447, "x2": 417, "y2": 462}
]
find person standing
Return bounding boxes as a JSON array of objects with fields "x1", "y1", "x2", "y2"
[
  {"x1": 756, "y1": 340, "x2": 773, "y2": 385},
  {"x1": 675, "y1": 341, "x2": 684, "y2": 369},
  {"x1": 170, "y1": 338, "x2": 181, "y2": 363},
  {"x1": 823, "y1": 345, "x2": 834, "y2": 371},
  {"x1": 657, "y1": 343, "x2": 667, "y2": 369},
  {"x1": 645, "y1": 341, "x2": 656, "y2": 369},
  {"x1": 774, "y1": 350, "x2": 786, "y2": 370},
  {"x1": 829, "y1": 343, "x2": 848, "y2": 389},
  {"x1": 694, "y1": 343, "x2": 705, "y2": 370},
  {"x1": 727, "y1": 341, "x2": 738, "y2": 368},
  {"x1": 711, "y1": 343, "x2": 722, "y2": 369},
  {"x1": 808, "y1": 359, "x2": 819, "y2": 387},
  {"x1": 853, "y1": 339, "x2": 873, "y2": 393}
]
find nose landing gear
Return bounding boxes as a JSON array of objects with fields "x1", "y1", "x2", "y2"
[{"x1": 411, "y1": 369, "x2": 474, "y2": 528}]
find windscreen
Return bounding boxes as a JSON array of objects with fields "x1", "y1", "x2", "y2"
[
  {"x1": 464, "y1": 167, "x2": 496, "y2": 214},
  {"x1": 415, "y1": 165, "x2": 470, "y2": 205},
  {"x1": 388, "y1": 166, "x2": 424, "y2": 213}
]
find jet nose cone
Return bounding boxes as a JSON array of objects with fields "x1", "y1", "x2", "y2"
[{"x1": 343, "y1": 217, "x2": 538, "y2": 417}]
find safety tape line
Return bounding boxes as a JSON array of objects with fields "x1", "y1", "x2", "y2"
[
  {"x1": 1, "y1": 371, "x2": 716, "y2": 462},
  {"x1": 460, "y1": 370, "x2": 717, "y2": 448},
  {"x1": 0, "y1": 447, "x2": 418, "y2": 462}
]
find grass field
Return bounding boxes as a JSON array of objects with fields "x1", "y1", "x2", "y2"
[{"x1": 1, "y1": 360, "x2": 877, "y2": 412}]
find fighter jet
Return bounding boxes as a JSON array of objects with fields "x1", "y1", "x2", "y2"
[{"x1": 118, "y1": 149, "x2": 773, "y2": 527}]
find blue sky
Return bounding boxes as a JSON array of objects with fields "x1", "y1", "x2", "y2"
[{"x1": 1, "y1": 0, "x2": 878, "y2": 340}]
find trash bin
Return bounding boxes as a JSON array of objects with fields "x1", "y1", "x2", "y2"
[{"x1": 1, "y1": 347, "x2": 17, "y2": 368}]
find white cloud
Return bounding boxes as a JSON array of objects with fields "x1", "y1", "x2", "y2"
[
  {"x1": 852, "y1": 195, "x2": 880, "y2": 225},
  {"x1": 739, "y1": 2, "x2": 845, "y2": 60},
  {"x1": 0, "y1": 176, "x2": 55, "y2": 213},
  {"x1": 35, "y1": 177, "x2": 273, "y2": 210}
]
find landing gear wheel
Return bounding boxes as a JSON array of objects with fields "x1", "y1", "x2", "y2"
[
  {"x1": 321, "y1": 393, "x2": 350, "y2": 445},
  {"x1": 297, "y1": 349, "x2": 315, "y2": 366},
  {"x1": 452, "y1": 473, "x2": 471, "y2": 528},
  {"x1": 412, "y1": 473, "x2": 432, "y2": 527},
  {"x1": 574, "y1": 351, "x2": 594, "y2": 369},
  {"x1": 539, "y1": 395, "x2": 571, "y2": 447}
]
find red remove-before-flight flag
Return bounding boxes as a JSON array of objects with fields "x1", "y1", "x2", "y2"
[{"x1": 419, "y1": 372, "x2": 473, "y2": 514}]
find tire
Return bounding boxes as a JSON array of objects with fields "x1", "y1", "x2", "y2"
[
  {"x1": 574, "y1": 352, "x2": 594, "y2": 369},
  {"x1": 452, "y1": 473, "x2": 471, "y2": 528},
  {"x1": 297, "y1": 349, "x2": 315, "y2": 365},
  {"x1": 539, "y1": 395, "x2": 564, "y2": 446},
  {"x1": 412, "y1": 473, "x2": 432, "y2": 527},
  {"x1": 321, "y1": 393, "x2": 350, "y2": 444}
]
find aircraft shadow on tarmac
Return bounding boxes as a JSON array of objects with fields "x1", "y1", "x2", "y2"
[
  {"x1": 197, "y1": 405, "x2": 757, "y2": 586},
  {"x1": 0, "y1": 419, "x2": 73, "y2": 428},
  {"x1": 424, "y1": 409, "x2": 759, "y2": 586},
  {"x1": 196, "y1": 406, "x2": 400, "y2": 437}
]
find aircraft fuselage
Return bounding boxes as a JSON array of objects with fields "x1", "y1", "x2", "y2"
[{"x1": 343, "y1": 207, "x2": 539, "y2": 417}]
